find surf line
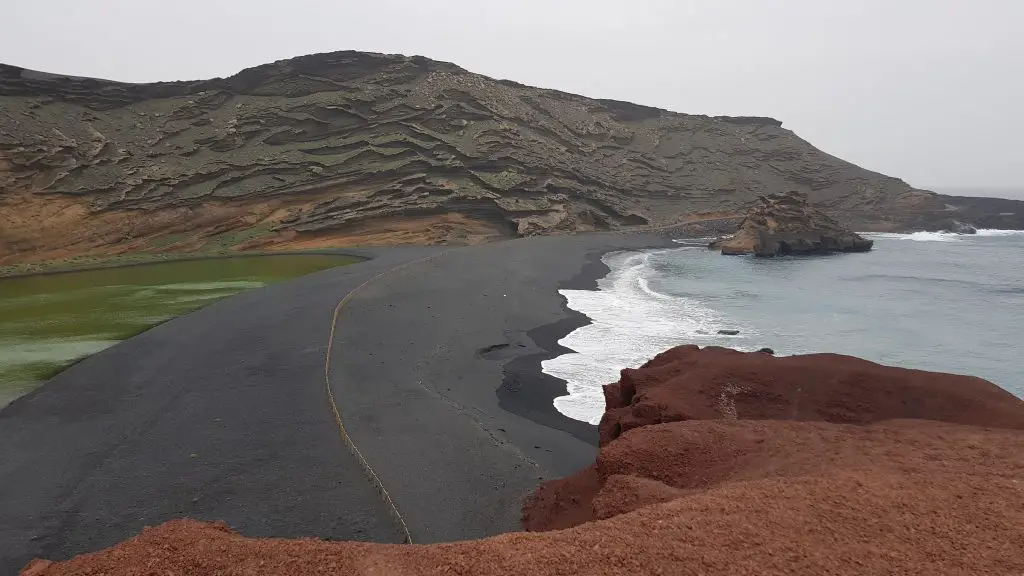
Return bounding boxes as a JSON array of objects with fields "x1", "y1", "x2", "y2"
[{"x1": 324, "y1": 251, "x2": 449, "y2": 545}]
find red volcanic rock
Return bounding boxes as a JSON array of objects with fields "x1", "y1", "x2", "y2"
[
  {"x1": 29, "y1": 418, "x2": 1024, "y2": 576},
  {"x1": 524, "y1": 419, "x2": 1024, "y2": 537},
  {"x1": 599, "y1": 345, "x2": 1024, "y2": 445},
  {"x1": 520, "y1": 465, "x2": 602, "y2": 533},
  {"x1": 25, "y1": 346, "x2": 1024, "y2": 576},
  {"x1": 524, "y1": 345, "x2": 1024, "y2": 533}
]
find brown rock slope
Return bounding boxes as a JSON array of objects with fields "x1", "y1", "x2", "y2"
[
  {"x1": 26, "y1": 346, "x2": 1024, "y2": 575},
  {"x1": 3, "y1": 51, "x2": 1021, "y2": 264},
  {"x1": 714, "y1": 190, "x2": 874, "y2": 255}
]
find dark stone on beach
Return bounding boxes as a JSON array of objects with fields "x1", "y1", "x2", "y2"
[
  {"x1": 717, "y1": 329, "x2": 740, "y2": 336},
  {"x1": 758, "y1": 348, "x2": 775, "y2": 354},
  {"x1": 957, "y1": 222, "x2": 978, "y2": 235}
]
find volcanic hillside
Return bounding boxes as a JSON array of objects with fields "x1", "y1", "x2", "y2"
[{"x1": 2, "y1": 51, "x2": 1020, "y2": 263}]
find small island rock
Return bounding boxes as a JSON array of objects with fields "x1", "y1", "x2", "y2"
[{"x1": 711, "y1": 191, "x2": 874, "y2": 257}]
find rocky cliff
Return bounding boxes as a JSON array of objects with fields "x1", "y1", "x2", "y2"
[
  {"x1": 713, "y1": 190, "x2": 874, "y2": 255},
  {"x1": 23, "y1": 346, "x2": 1024, "y2": 575},
  {"x1": 2, "y1": 51, "x2": 1022, "y2": 263},
  {"x1": 523, "y1": 345, "x2": 1024, "y2": 533}
]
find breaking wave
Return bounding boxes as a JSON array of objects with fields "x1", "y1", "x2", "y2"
[
  {"x1": 864, "y1": 229, "x2": 1024, "y2": 242},
  {"x1": 543, "y1": 250, "x2": 749, "y2": 424},
  {"x1": 976, "y1": 229, "x2": 1024, "y2": 237},
  {"x1": 864, "y1": 231, "x2": 964, "y2": 242}
]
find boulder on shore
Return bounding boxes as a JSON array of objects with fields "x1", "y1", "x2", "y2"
[{"x1": 710, "y1": 191, "x2": 874, "y2": 256}]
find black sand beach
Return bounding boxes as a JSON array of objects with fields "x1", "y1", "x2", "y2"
[
  {"x1": 0, "y1": 233, "x2": 674, "y2": 572},
  {"x1": 325, "y1": 232, "x2": 676, "y2": 541},
  {"x1": 497, "y1": 249, "x2": 619, "y2": 446},
  {"x1": 498, "y1": 238, "x2": 709, "y2": 444}
]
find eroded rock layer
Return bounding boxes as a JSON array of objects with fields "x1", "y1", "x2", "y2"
[{"x1": 4, "y1": 51, "x2": 1019, "y2": 263}]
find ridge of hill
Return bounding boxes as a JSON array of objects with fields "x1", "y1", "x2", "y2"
[{"x1": 2, "y1": 51, "x2": 1021, "y2": 262}]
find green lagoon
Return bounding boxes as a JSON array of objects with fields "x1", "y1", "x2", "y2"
[{"x1": 0, "y1": 254, "x2": 358, "y2": 407}]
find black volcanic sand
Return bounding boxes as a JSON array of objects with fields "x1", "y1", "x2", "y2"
[
  {"x1": 0, "y1": 246, "x2": 442, "y2": 573},
  {"x1": 327, "y1": 233, "x2": 675, "y2": 542},
  {"x1": 497, "y1": 249, "x2": 616, "y2": 446},
  {"x1": 499, "y1": 238, "x2": 708, "y2": 445},
  {"x1": 0, "y1": 233, "x2": 674, "y2": 572}
]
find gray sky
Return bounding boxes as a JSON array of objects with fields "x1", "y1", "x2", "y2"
[{"x1": 3, "y1": 0, "x2": 1022, "y2": 193}]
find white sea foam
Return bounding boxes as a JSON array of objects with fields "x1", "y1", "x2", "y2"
[
  {"x1": 975, "y1": 229, "x2": 1024, "y2": 236},
  {"x1": 865, "y1": 229, "x2": 1024, "y2": 242},
  {"x1": 543, "y1": 250, "x2": 750, "y2": 424},
  {"x1": 864, "y1": 231, "x2": 964, "y2": 242},
  {"x1": 673, "y1": 237, "x2": 717, "y2": 244}
]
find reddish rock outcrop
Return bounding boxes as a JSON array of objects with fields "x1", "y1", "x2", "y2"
[
  {"x1": 24, "y1": 347, "x2": 1024, "y2": 575},
  {"x1": 524, "y1": 345, "x2": 1024, "y2": 534},
  {"x1": 599, "y1": 345, "x2": 1024, "y2": 446}
]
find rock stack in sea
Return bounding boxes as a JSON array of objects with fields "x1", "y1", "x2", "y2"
[{"x1": 711, "y1": 190, "x2": 874, "y2": 256}]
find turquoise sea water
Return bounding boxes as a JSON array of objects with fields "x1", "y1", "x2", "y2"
[{"x1": 545, "y1": 231, "x2": 1024, "y2": 423}]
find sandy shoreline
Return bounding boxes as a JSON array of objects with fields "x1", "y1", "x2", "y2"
[
  {"x1": 497, "y1": 248, "x2": 622, "y2": 445},
  {"x1": 498, "y1": 238, "x2": 711, "y2": 442},
  {"x1": 0, "y1": 233, "x2": 676, "y2": 572},
  {"x1": 325, "y1": 232, "x2": 679, "y2": 543}
]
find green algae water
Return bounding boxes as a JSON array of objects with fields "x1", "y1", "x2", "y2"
[{"x1": 0, "y1": 254, "x2": 358, "y2": 407}]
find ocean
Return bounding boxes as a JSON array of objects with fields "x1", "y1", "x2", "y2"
[{"x1": 544, "y1": 230, "x2": 1024, "y2": 424}]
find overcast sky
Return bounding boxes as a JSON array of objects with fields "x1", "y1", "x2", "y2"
[{"x1": 3, "y1": 0, "x2": 1022, "y2": 193}]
